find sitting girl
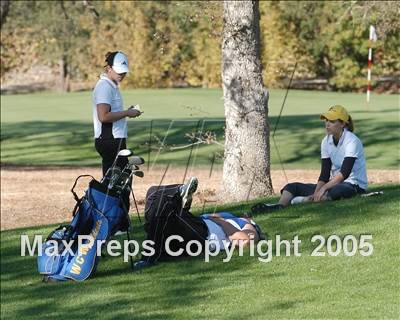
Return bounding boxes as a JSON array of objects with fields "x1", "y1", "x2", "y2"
[{"x1": 252, "y1": 105, "x2": 367, "y2": 213}]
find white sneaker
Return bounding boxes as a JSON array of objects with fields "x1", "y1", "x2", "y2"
[
  {"x1": 291, "y1": 196, "x2": 307, "y2": 205},
  {"x1": 180, "y1": 177, "x2": 198, "y2": 209}
]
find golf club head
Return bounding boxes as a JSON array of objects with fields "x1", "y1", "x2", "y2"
[
  {"x1": 117, "y1": 149, "x2": 133, "y2": 157},
  {"x1": 129, "y1": 156, "x2": 145, "y2": 166},
  {"x1": 133, "y1": 171, "x2": 144, "y2": 178},
  {"x1": 107, "y1": 166, "x2": 122, "y2": 189},
  {"x1": 132, "y1": 165, "x2": 139, "y2": 171},
  {"x1": 113, "y1": 171, "x2": 131, "y2": 193}
]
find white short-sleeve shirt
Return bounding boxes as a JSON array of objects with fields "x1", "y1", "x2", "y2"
[
  {"x1": 92, "y1": 74, "x2": 127, "y2": 139},
  {"x1": 202, "y1": 219, "x2": 229, "y2": 251},
  {"x1": 321, "y1": 129, "x2": 368, "y2": 189}
]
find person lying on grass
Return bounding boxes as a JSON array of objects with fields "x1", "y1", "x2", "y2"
[
  {"x1": 252, "y1": 105, "x2": 368, "y2": 213},
  {"x1": 134, "y1": 177, "x2": 265, "y2": 269}
]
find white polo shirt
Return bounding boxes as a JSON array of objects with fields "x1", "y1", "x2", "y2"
[
  {"x1": 202, "y1": 219, "x2": 229, "y2": 251},
  {"x1": 321, "y1": 129, "x2": 368, "y2": 190},
  {"x1": 92, "y1": 74, "x2": 127, "y2": 139}
]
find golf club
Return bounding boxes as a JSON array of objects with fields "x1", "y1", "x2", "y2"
[
  {"x1": 110, "y1": 155, "x2": 145, "y2": 194},
  {"x1": 119, "y1": 170, "x2": 144, "y2": 193},
  {"x1": 101, "y1": 149, "x2": 134, "y2": 184},
  {"x1": 113, "y1": 169, "x2": 144, "y2": 194},
  {"x1": 133, "y1": 171, "x2": 144, "y2": 178},
  {"x1": 107, "y1": 166, "x2": 122, "y2": 190},
  {"x1": 111, "y1": 156, "x2": 145, "y2": 188}
]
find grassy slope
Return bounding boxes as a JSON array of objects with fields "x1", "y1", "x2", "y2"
[
  {"x1": 1, "y1": 184, "x2": 399, "y2": 319},
  {"x1": 1, "y1": 89, "x2": 399, "y2": 168}
]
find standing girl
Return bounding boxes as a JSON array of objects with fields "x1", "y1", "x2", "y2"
[{"x1": 92, "y1": 51, "x2": 141, "y2": 175}]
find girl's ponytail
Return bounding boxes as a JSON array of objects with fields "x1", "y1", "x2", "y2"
[
  {"x1": 104, "y1": 51, "x2": 117, "y2": 67},
  {"x1": 346, "y1": 115, "x2": 354, "y2": 132}
]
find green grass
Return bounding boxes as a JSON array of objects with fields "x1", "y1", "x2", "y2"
[
  {"x1": 1, "y1": 184, "x2": 399, "y2": 319},
  {"x1": 1, "y1": 89, "x2": 399, "y2": 168}
]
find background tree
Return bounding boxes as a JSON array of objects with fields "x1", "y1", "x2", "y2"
[
  {"x1": 259, "y1": 1, "x2": 312, "y2": 88},
  {"x1": 263, "y1": 1, "x2": 399, "y2": 91},
  {"x1": 0, "y1": 0, "x2": 10, "y2": 28},
  {"x1": 221, "y1": 0, "x2": 273, "y2": 202},
  {"x1": 33, "y1": 1, "x2": 93, "y2": 91},
  {"x1": 1, "y1": 1, "x2": 398, "y2": 91},
  {"x1": 1, "y1": 1, "x2": 94, "y2": 91}
]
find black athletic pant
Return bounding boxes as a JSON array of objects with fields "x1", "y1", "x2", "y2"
[
  {"x1": 95, "y1": 138, "x2": 128, "y2": 176},
  {"x1": 282, "y1": 182, "x2": 365, "y2": 200},
  {"x1": 95, "y1": 137, "x2": 130, "y2": 231},
  {"x1": 143, "y1": 184, "x2": 208, "y2": 263}
]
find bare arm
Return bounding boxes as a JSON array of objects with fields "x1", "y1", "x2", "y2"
[
  {"x1": 314, "y1": 180, "x2": 326, "y2": 195},
  {"x1": 229, "y1": 229, "x2": 258, "y2": 247},
  {"x1": 208, "y1": 217, "x2": 256, "y2": 246},
  {"x1": 312, "y1": 180, "x2": 327, "y2": 201},
  {"x1": 314, "y1": 156, "x2": 356, "y2": 202},
  {"x1": 97, "y1": 104, "x2": 141, "y2": 123},
  {"x1": 208, "y1": 216, "x2": 238, "y2": 237},
  {"x1": 312, "y1": 157, "x2": 331, "y2": 200}
]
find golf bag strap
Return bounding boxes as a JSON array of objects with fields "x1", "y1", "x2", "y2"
[
  {"x1": 71, "y1": 200, "x2": 81, "y2": 217},
  {"x1": 71, "y1": 175, "x2": 95, "y2": 202}
]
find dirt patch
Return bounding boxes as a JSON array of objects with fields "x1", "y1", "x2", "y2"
[{"x1": 1, "y1": 166, "x2": 398, "y2": 230}]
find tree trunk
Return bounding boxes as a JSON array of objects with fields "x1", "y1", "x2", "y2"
[
  {"x1": 59, "y1": 55, "x2": 70, "y2": 92},
  {"x1": 0, "y1": 0, "x2": 10, "y2": 28},
  {"x1": 221, "y1": 0, "x2": 273, "y2": 202}
]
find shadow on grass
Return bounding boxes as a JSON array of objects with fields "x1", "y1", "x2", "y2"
[
  {"x1": 1, "y1": 229, "x2": 259, "y2": 319},
  {"x1": 1, "y1": 184, "x2": 398, "y2": 319},
  {"x1": 350, "y1": 108, "x2": 399, "y2": 114},
  {"x1": 1, "y1": 115, "x2": 399, "y2": 168},
  {"x1": 249, "y1": 184, "x2": 400, "y2": 251}
]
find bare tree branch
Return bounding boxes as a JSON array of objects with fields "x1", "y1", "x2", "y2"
[
  {"x1": 82, "y1": 0, "x2": 99, "y2": 18},
  {"x1": 170, "y1": 131, "x2": 224, "y2": 150},
  {"x1": 170, "y1": 141, "x2": 204, "y2": 151},
  {"x1": 59, "y1": 0, "x2": 69, "y2": 20}
]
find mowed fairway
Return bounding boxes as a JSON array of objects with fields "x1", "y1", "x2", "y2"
[
  {"x1": 1, "y1": 184, "x2": 399, "y2": 319},
  {"x1": 1, "y1": 89, "x2": 399, "y2": 319},
  {"x1": 1, "y1": 89, "x2": 399, "y2": 168}
]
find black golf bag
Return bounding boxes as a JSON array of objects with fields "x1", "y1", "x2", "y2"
[
  {"x1": 143, "y1": 184, "x2": 208, "y2": 263},
  {"x1": 37, "y1": 173, "x2": 135, "y2": 282}
]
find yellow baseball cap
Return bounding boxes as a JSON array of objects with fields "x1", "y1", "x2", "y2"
[{"x1": 320, "y1": 105, "x2": 349, "y2": 122}]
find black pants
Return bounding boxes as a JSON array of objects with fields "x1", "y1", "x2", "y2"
[
  {"x1": 95, "y1": 138, "x2": 128, "y2": 176},
  {"x1": 143, "y1": 184, "x2": 208, "y2": 263},
  {"x1": 282, "y1": 182, "x2": 365, "y2": 200}
]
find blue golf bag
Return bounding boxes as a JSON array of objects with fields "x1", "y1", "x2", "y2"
[{"x1": 37, "y1": 175, "x2": 132, "y2": 282}]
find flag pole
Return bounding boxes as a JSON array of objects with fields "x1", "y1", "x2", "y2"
[
  {"x1": 367, "y1": 25, "x2": 377, "y2": 105},
  {"x1": 367, "y1": 45, "x2": 372, "y2": 104}
]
